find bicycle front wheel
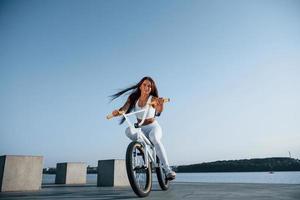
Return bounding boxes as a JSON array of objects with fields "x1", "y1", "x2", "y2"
[{"x1": 126, "y1": 141, "x2": 152, "y2": 197}]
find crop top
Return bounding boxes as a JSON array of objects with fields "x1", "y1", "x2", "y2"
[{"x1": 134, "y1": 96, "x2": 156, "y2": 120}]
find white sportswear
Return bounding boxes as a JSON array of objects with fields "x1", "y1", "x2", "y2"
[{"x1": 125, "y1": 96, "x2": 172, "y2": 172}]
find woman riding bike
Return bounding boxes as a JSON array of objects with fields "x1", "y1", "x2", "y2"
[{"x1": 109, "y1": 76, "x2": 176, "y2": 180}]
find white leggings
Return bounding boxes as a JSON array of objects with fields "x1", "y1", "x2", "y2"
[{"x1": 125, "y1": 121, "x2": 171, "y2": 171}]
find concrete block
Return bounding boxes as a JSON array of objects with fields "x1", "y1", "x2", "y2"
[
  {"x1": 0, "y1": 155, "x2": 43, "y2": 192},
  {"x1": 55, "y1": 162, "x2": 87, "y2": 184},
  {"x1": 97, "y1": 159, "x2": 129, "y2": 187}
]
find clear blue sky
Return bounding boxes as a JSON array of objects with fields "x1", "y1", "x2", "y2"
[{"x1": 1, "y1": 0, "x2": 299, "y2": 167}]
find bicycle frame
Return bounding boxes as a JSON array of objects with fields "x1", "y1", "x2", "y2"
[{"x1": 122, "y1": 106, "x2": 159, "y2": 169}]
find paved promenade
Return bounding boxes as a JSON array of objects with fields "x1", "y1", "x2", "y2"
[{"x1": 1, "y1": 182, "x2": 299, "y2": 200}]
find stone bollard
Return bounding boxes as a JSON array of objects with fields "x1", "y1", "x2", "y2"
[
  {"x1": 0, "y1": 155, "x2": 43, "y2": 192},
  {"x1": 55, "y1": 162, "x2": 87, "y2": 184},
  {"x1": 97, "y1": 159, "x2": 129, "y2": 187}
]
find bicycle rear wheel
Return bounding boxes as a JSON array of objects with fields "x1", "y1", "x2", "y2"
[
  {"x1": 155, "y1": 157, "x2": 169, "y2": 190},
  {"x1": 126, "y1": 141, "x2": 152, "y2": 197}
]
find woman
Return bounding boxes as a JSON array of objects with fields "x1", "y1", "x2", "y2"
[{"x1": 109, "y1": 76, "x2": 176, "y2": 180}]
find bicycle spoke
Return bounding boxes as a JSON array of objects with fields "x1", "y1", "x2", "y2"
[{"x1": 132, "y1": 146, "x2": 147, "y2": 190}]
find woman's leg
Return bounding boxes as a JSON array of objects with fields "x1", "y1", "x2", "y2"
[
  {"x1": 142, "y1": 122, "x2": 176, "y2": 180},
  {"x1": 146, "y1": 123, "x2": 171, "y2": 171},
  {"x1": 125, "y1": 127, "x2": 138, "y2": 141}
]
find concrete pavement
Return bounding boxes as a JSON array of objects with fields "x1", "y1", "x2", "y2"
[{"x1": 0, "y1": 182, "x2": 299, "y2": 200}]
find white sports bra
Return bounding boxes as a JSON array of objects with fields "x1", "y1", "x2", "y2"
[{"x1": 134, "y1": 96, "x2": 156, "y2": 120}]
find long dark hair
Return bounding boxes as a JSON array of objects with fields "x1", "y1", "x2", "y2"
[{"x1": 110, "y1": 76, "x2": 159, "y2": 124}]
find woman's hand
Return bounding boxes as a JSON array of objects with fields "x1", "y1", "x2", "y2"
[
  {"x1": 112, "y1": 109, "x2": 124, "y2": 116},
  {"x1": 151, "y1": 97, "x2": 164, "y2": 114},
  {"x1": 107, "y1": 109, "x2": 125, "y2": 120}
]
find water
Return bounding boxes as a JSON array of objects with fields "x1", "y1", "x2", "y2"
[
  {"x1": 174, "y1": 172, "x2": 300, "y2": 184},
  {"x1": 43, "y1": 171, "x2": 300, "y2": 185}
]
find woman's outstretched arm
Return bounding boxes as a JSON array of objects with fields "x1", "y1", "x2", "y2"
[
  {"x1": 119, "y1": 97, "x2": 131, "y2": 112},
  {"x1": 111, "y1": 97, "x2": 131, "y2": 117}
]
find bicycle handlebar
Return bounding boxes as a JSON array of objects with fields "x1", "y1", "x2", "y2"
[{"x1": 106, "y1": 97, "x2": 170, "y2": 120}]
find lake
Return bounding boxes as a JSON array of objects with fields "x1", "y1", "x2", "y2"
[{"x1": 43, "y1": 171, "x2": 300, "y2": 185}]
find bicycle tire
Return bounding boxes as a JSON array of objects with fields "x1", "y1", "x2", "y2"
[
  {"x1": 126, "y1": 141, "x2": 152, "y2": 197},
  {"x1": 155, "y1": 156, "x2": 169, "y2": 190}
]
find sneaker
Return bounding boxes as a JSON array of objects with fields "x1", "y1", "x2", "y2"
[{"x1": 166, "y1": 170, "x2": 176, "y2": 180}]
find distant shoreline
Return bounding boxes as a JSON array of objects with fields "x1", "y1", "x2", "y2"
[
  {"x1": 42, "y1": 171, "x2": 300, "y2": 174},
  {"x1": 43, "y1": 157, "x2": 300, "y2": 174},
  {"x1": 174, "y1": 170, "x2": 300, "y2": 173},
  {"x1": 174, "y1": 157, "x2": 300, "y2": 173}
]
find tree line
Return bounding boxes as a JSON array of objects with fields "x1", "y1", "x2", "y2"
[{"x1": 175, "y1": 157, "x2": 300, "y2": 172}]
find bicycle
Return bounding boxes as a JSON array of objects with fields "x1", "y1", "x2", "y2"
[{"x1": 107, "y1": 98, "x2": 171, "y2": 197}]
